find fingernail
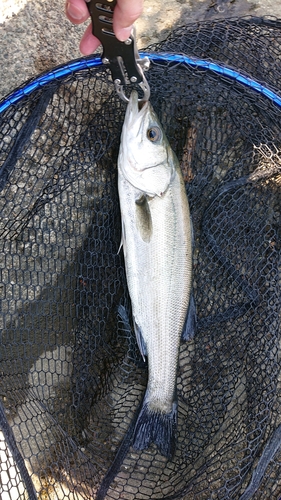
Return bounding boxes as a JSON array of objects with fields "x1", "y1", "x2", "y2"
[
  {"x1": 117, "y1": 26, "x2": 133, "y2": 42},
  {"x1": 66, "y1": 2, "x2": 84, "y2": 21}
]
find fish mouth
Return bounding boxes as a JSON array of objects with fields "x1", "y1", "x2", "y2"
[{"x1": 124, "y1": 91, "x2": 149, "y2": 128}]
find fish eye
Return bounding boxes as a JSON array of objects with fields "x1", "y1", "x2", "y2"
[{"x1": 147, "y1": 127, "x2": 161, "y2": 143}]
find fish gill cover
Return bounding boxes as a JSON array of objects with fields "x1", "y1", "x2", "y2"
[{"x1": 0, "y1": 15, "x2": 281, "y2": 500}]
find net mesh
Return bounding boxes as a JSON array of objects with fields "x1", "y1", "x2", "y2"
[{"x1": 0, "y1": 15, "x2": 281, "y2": 500}]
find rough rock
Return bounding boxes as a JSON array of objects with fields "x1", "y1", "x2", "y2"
[{"x1": 0, "y1": 0, "x2": 281, "y2": 100}]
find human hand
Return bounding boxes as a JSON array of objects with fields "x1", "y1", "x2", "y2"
[{"x1": 66, "y1": 0, "x2": 144, "y2": 55}]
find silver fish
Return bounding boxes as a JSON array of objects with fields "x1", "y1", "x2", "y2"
[{"x1": 118, "y1": 91, "x2": 195, "y2": 459}]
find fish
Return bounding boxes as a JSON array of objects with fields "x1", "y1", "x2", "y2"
[{"x1": 117, "y1": 91, "x2": 196, "y2": 459}]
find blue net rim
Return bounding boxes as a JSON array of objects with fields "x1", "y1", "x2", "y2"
[{"x1": 1, "y1": 51, "x2": 281, "y2": 113}]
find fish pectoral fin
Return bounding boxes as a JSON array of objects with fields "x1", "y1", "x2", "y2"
[
  {"x1": 118, "y1": 217, "x2": 126, "y2": 257},
  {"x1": 135, "y1": 194, "x2": 152, "y2": 243},
  {"x1": 182, "y1": 292, "x2": 197, "y2": 341},
  {"x1": 133, "y1": 318, "x2": 147, "y2": 361}
]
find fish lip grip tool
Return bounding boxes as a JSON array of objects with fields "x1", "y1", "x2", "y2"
[{"x1": 86, "y1": 0, "x2": 150, "y2": 102}]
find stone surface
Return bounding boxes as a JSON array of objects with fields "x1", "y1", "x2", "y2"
[{"x1": 0, "y1": 0, "x2": 280, "y2": 100}]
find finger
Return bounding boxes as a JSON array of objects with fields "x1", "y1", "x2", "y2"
[
  {"x1": 65, "y1": 0, "x2": 89, "y2": 24},
  {"x1": 113, "y1": 0, "x2": 143, "y2": 41},
  {"x1": 79, "y1": 22, "x2": 101, "y2": 55}
]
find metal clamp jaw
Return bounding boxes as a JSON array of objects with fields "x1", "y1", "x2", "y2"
[{"x1": 86, "y1": 0, "x2": 150, "y2": 102}]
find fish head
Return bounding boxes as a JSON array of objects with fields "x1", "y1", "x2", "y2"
[{"x1": 118, "y1": 91, "x2": 175, "y2": 197}]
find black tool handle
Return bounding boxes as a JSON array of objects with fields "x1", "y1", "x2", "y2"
[{"x1": 86, "y1": 0, "x2": 143, "y2": 85}]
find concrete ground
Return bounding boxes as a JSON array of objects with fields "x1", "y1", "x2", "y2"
[{"x1": 0, "y1": 0, "x2": 280, "y2": 100}]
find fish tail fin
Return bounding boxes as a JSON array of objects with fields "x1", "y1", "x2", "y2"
[{"x1": 132, "y1": 397, "x2": 177, "y2": 460}]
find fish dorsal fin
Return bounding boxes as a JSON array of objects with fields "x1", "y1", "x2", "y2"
[
  {"x1": 182, "y1": 292, "x2": 197, "y2": 341},
  {"x1": 135, "y1": 194, "x2": 152, "y2": 243}
]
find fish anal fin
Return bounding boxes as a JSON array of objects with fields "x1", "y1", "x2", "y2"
[
  {"x1": 118, "y1": 304, "x2": 131, "y2": 332},
  {"x1": 133, "y1": 397, "x2": 177, "y2": 460},
  {"x1": 133, "y1": 318, "x2": 147, "y2": 361},
  {"x1": 135, "y1": 194, "x2": 152, "y2": 243},
  {"x1": 118, "y1": 217, "x2": 126, "y2": 256},
  {"x1": 182, "y1": 292, "x2": 197, "y2": 341}
]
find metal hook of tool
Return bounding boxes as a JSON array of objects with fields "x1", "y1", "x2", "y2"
[{"x1": 86, "y1": 0, "x2": 150, "y2": 103}]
